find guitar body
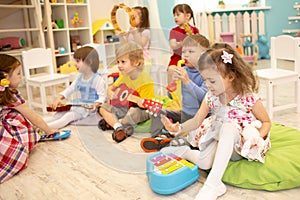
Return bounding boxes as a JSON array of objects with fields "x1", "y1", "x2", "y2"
[
  {"x1": 110, "y1": 83, "x2": 139, "y2": 108},
  {"x1": 47, "y1": 105, "x2": 72, "y2": 112},
  {"x1": 146, "y1": 152, "x2": 199, "y2": 195}
]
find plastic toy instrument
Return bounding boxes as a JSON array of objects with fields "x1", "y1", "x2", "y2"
[
  {"x1": 183, "y1": 23, "x2": 193, "y2": 35},
  {"x1": 111, "y1": 3, "x2": 136, "y2": 33},
  {"x1": 46, "y1": 104, "x2": 93, "y2": 112},
  {"x1": 110, "y1": 83, "x2": 163, "y2": 116},
  {"x1": 146, "y1": 152, "x2": 199, "y2": 195},
  {"x1": 166, "y1": 59, "x2": 186, "y2": 92}
]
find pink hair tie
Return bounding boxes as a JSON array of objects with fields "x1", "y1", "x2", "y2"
[{"x1": 221, "y1": 50, "x2": 233, "y2": 64}]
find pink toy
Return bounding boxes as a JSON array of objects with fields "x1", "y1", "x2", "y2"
[
  {"x1": 220, "y1": 32, "x2": 235, "y2": 48},
  {"x1": 0, "y1": 37, "x2": 25, "y2": 49}
]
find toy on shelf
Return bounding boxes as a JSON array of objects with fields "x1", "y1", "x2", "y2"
[
  {"x1": 111, "y1": 3, "x2": 136, "y2": 33},
  {"x1": 60, "y1": 61, "x2": 77, "y2": 74},
  {"x1": 146, "y1": 152, "x2": 199, "y2": 195},
  {"x1": 71, "y1": 12, "x2": 83, "y2": 28},
  {"x1": 0, "y1": 37, "x2": 25, "y2": 50},
  {"x1": 256, "y1": 34, "x2": 270, "y2": 59},
  {"x1": 70, "y1": 35, "x2": 81, "y2": 52},
  {"x1": 220, "y1": 32, "x2": 235, "y2": 48},
  {"x1": 240, "y1": 33, "x2": 258, "y2": 65}
]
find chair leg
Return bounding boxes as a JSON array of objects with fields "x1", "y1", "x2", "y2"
[
  {"x1": 40, "y1": 86, "x2": 47, "y2": 115},
  {"x1": 26, "y1": 83, "x2": 33, "y2": 110}
]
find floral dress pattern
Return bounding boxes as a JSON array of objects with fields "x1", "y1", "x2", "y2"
[
  {"x1": 192, "y1": 91, "x2": 271, "y2": 163},
  {"x1": 0, "y1": 93, "x2": 41, "y2": 183}
]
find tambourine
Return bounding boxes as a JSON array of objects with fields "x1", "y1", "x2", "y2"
[{"x1": 111, "y1": 3, "x2": 136, "y2": 33}]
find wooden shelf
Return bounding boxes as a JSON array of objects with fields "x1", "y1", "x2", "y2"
[
  {"x1": 42, "y1": 0, "x2": 93, "y2": 70},
  {"x1": 282, "y1": 29, "x2": 300, "y2": 34},
  {"x1": 206, "y1": 6, "x2": 271, "y2": 13},
  {"x1": 288, "y1": 16, "x2": 300, "y2": 21}
]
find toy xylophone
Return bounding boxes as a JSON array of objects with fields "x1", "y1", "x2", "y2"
[{"x1": 146, "y1": 152, "x2": 199, "y2": 195}]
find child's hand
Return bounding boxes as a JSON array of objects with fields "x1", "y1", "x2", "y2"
[
  {"x1": 161, "y1": 115, "x2": 181, "y2": 136},
  {"x1": 173, "y1": 68, "x2": 190, "y2": 85},
  {"x1": 107, "y1": 86, "x2": 118, "y2": 100},
  {"x1": 48, "y1": 99, "x2": 62, "y2": 110},
  {"x1": 136, "y1": 98, "x2": 144, "y2": 108},
  {"x1": 90, "y1": 102, "x2": 101, "y2": 112}
]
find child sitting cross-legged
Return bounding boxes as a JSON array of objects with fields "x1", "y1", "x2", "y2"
[{"x1": 98, "y1": 42, "x2": 155, "y2": 143}]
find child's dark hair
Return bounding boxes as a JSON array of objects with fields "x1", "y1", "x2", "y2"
[
  {"x1": 198, "y1": 43, "x2": 259, "y2": 95},
  {"x1": 0, "y1": 54, "x2": 20, "y2": 105},
  {"x1": 73, "y1": 46, "x2": 99, "y2": 73},
  {"x1": 173, "y1": 4, "x2": 195, "y2": 26},
  {"x1": 116, "y1": 42, "x2": 144, "y2": 71},
  {"x1": 133, "y1": 6, "x2": 150, "y2": 31},
  {"x1": 182, "y1": 34, "x2": 210, "y2": 49}
]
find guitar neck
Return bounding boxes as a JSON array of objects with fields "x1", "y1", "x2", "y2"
[{"x1": 127, "y1": 94, "x2": 142, "y2": 104}]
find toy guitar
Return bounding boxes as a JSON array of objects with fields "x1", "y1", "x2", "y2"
[
  {"x1": 46, "y1": 104, "x2": 93, "y2": 112},
  {"x1": 166, "y1": 59, "x2": 186, "y2": 92},
  {"x1": 146, "y1": 152, "x2": 199, "y2": 195},
  {"x1": 110, "y1": 83, "x2": 163, "y2": 116}
]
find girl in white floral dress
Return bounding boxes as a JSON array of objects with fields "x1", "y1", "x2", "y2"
[{"x1": 161, "y1": 43, "x2": 271, "y2": 200}]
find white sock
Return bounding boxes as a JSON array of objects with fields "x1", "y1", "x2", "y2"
[{"x1": 113, "y1": 122, "x2": 122, "y2": 130}]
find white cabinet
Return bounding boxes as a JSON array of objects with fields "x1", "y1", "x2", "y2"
[
  {"x1": 0, "y1": 0, "x2": 45, "y2": 58},
  {"x1": 41, "y1": 0, "x2": 93, "y2": 72},
  {"x1": 104, "y1": 42, "x2": 120, "y2": 66}
]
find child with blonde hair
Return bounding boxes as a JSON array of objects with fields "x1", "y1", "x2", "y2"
[
  {"x1": 98, "y1": 43, "x2": 154, "y2": 143},
  {"x1": 0, "y1": 54, "x2": 69, "y2": 183},
  {"x1": 161, "y1": 43, "x2": 271, "y2": 199}
]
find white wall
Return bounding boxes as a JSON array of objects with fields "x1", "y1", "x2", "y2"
[{"x1": 90, "y1": 0, "x2": 141, "y2": 26}]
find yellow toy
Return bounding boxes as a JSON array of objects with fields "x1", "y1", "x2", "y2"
[
  {"x1": 60, "y1": 61, "x2": 78, "y2": 74},
  {"x1": 183, "y1": 23, "x2": 193, "y2": 35}
]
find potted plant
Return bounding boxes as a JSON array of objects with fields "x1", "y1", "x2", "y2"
[
  {"x1": 249, "y1": 0, "x2": 259, "y2": 7},
  {"x1": 218, "y1": 0, "x2": 225, "y2": 9}
]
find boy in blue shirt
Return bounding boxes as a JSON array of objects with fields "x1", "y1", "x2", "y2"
[{"x1": 141, "y1": 34, "x2": 210, "y2": 152}]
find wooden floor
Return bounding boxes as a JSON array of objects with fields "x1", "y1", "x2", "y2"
[{"x1": 1, "y1": 60, "x2": 300, "y2": 200}]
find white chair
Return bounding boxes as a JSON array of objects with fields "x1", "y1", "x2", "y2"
[
  {"x1": 256, "y1": 35, "x2": 300, "y2": 119},
  {"x1": 22, "y1": 48, "x2": 70, "y2": 114}
]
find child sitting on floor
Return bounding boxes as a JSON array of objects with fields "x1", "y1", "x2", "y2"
[
  {"x1": 140, "y1": 34, "x2": 210, "y2": 152},
  {"x1": 46, "y1": 46, "x2": 106, "y2": 129},
  {"x1": 98, "y1": 42, "x2": 154, "y2": 143},
  {"x1": 161, "y1": 43, "x2": 271, "y2": 199},
  {"x1": 0, "y1": 54, "x2": 70, "y2": 184}
]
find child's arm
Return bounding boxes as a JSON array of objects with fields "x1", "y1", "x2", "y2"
[
  {"x1": 115, "y1": 30, "x2": 128, "y2": 43},
  {"x1": 14, "y1": 103, "x2": 56, "y2": 135},
  {"x1": 252, "y1": 99, "x2": 271, "y2": 139},
  {"x1": 107, "y1": 84, "x2": 116, "y2": 100},
  {"x1": 170, "y1": 38, "x2": 182, "y2": 50},
  {"x1": 162, "y1": 99, "x2": 210, "y2": 136},
  {"x1": 48, "y1": 94, "x2": 65, "y2": 110},
  {"x1": 130, "y1": 28, "x2": 150, "y2": 48}
]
